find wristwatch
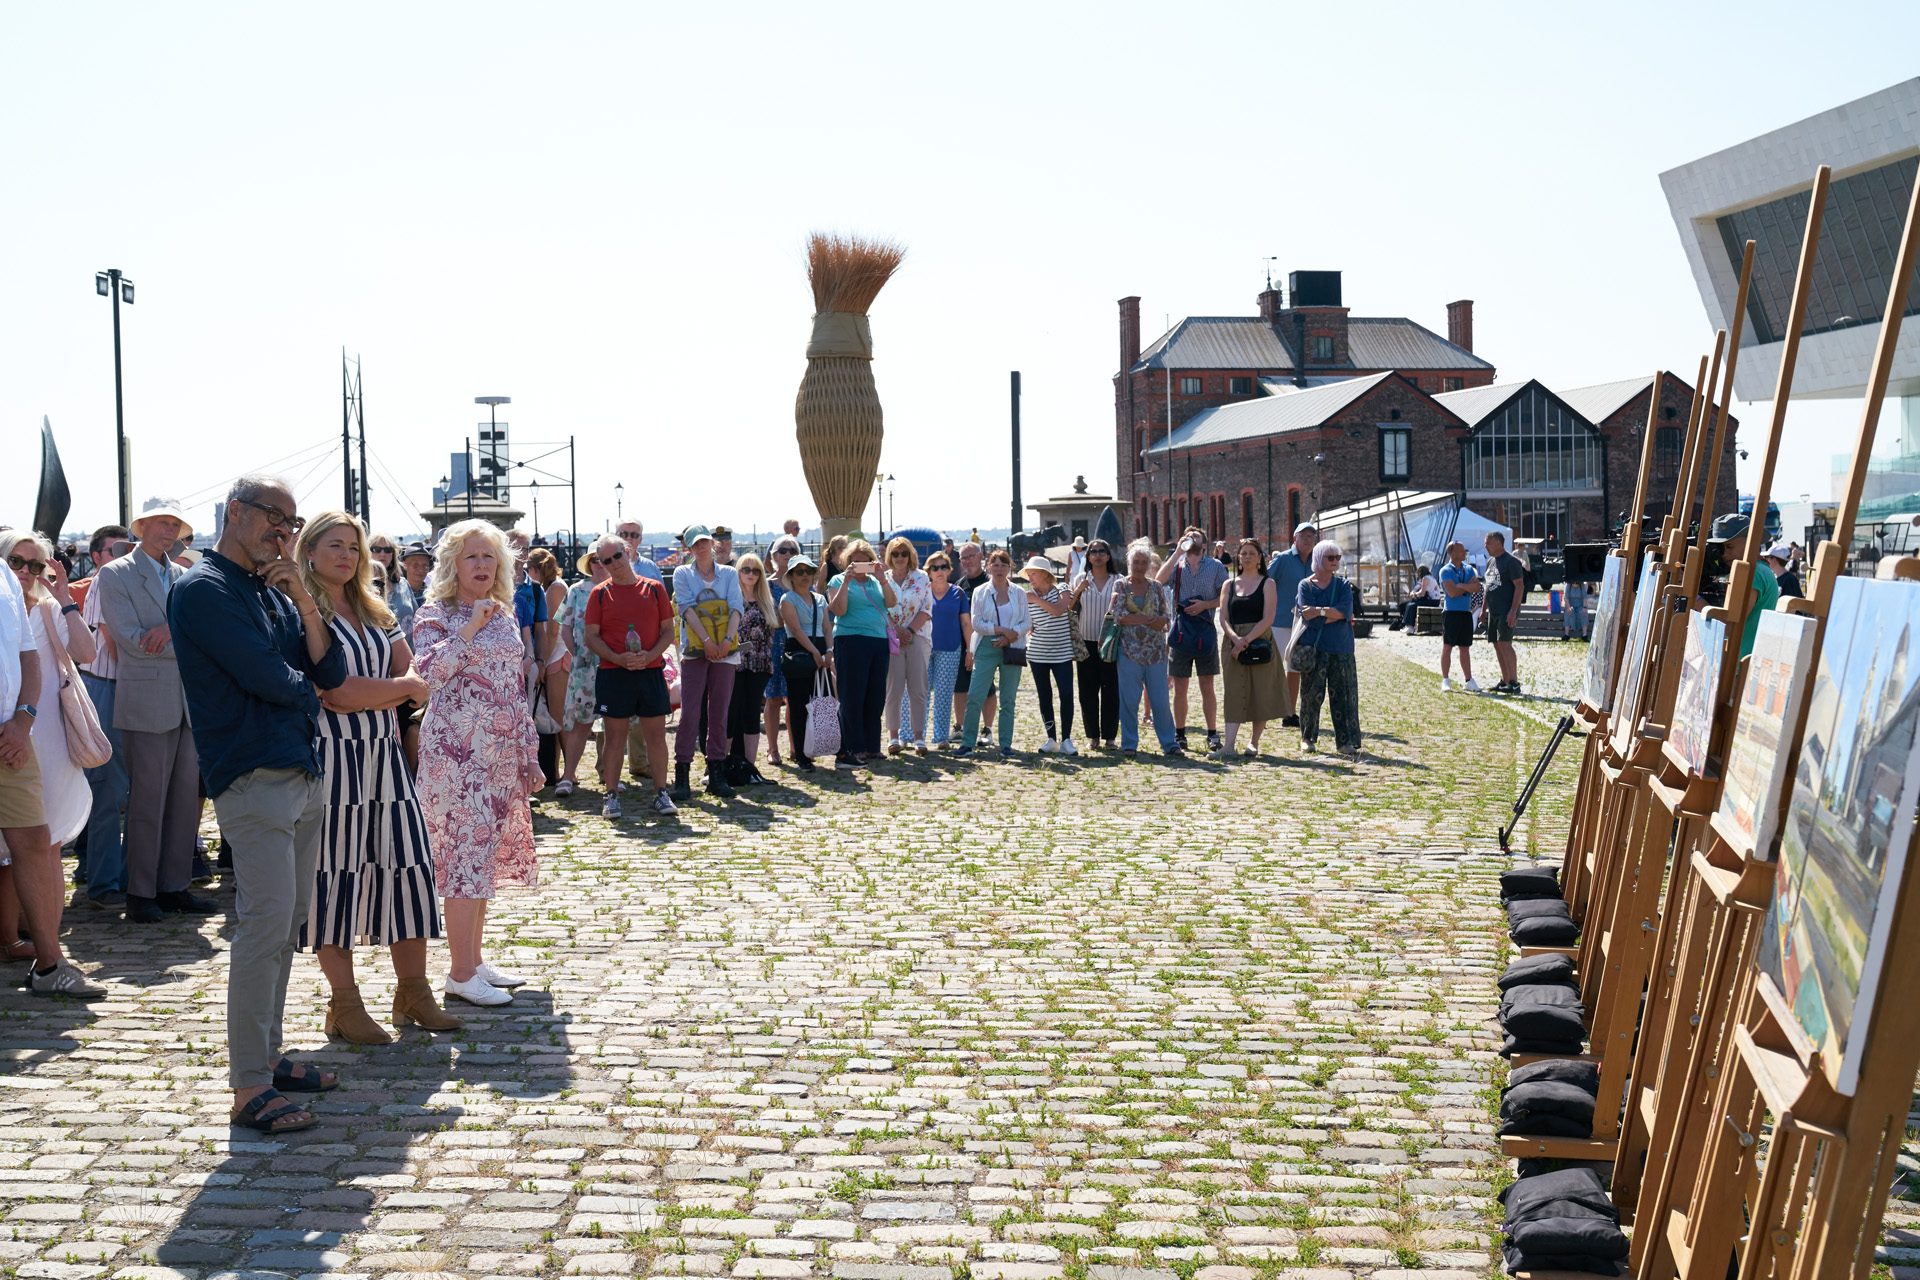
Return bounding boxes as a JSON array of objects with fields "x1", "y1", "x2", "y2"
[{"x1": 17, "y1": 704, "x2": 35, "y2": 720}]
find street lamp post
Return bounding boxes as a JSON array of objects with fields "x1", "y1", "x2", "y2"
[
  {"x1": 95, "y1": 269, "x2": 135, "y2": 526},
  {"x1": 475, "y1": 396, "x2": 510, "y2": 501},
  {"x1": 530, "y1": 480, "x2": 540, "y2": 542},
  {"x1": 615, "y1": 482, "x2": 624, "y2": 521}
]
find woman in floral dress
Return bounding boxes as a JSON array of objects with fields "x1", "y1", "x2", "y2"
[
  {"x1": 411, "y1": 519, "x2": 543, "y2": 1009},
  {"x1": 553, "y1": 555, "x2": 607, "y2": 796},
  {"x1": 882, "y1": 536, "x2": 934, "y2": 755}
]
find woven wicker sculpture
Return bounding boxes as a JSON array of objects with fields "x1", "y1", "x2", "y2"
[{"x1": 795, "y1": 232, "x2": 905, "y2": 541}]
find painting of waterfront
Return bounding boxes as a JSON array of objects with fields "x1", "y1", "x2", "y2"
[
  {"x1": 1718, "y1": 611, "x2": 1818, "y2": 857},
  {"x1": 1583, "y1": 554, "x2": 1627, "y2": 712},
  {"x1": 1668, "y1": 609, "x2": 1726, "y2": 773},
  {"x1": 1759, "y1": 576, "x2": 1920, "y2": 1094},
  {"x1": 1609, "y1": 552, "x2": 1663, "y2": 755}
]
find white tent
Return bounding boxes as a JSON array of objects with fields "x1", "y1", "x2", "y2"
[{"x1": 1446, "y1": 507, "x2": 1513, "y2": 568}]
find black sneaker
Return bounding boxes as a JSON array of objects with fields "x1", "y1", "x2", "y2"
[
  {"x1": 88, "y1": 890, "x2": 126, "y2": 911},
  {"x1": 1206, "y1": 729, "x2": 1223, "y2": 751},
  {"x1": 156, "y1": 890, "x2": 218, "y2": 915},
  {"x1": 124, "y1": 896, "x2": 165, "y2": 924},
  {"x1": 1176, "y1": 730, "x2": 1190, "y2": 750},
  {"x1": 1280, "y1": 715, "x2": 1300, "y2": 728},
  {"x1": 954, "y1": 745, "x2": 973, "y2": 758}
]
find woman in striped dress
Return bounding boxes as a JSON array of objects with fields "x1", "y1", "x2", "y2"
[
  {"x1": 296, "y1": 512, "x2": 463, "y2": 1043},
  {"x1": 1022, "y1": 557, "x2": 1079, "y2": 755}
]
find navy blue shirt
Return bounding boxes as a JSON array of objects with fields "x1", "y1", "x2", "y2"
[
  {"x1": 1295, "y1": 575, "x2": 1356, "y2": 656},
  {"x1": 171, "y1": 551, "x2": 347, "y2": 798}
]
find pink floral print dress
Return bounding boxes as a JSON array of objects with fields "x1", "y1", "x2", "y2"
[{"x1": 411, "y1": 599, "x2": 539, "y2": 898}]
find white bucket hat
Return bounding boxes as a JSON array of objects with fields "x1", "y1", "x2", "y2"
[
  {"x1": 130, "y1": 496, "x2": 194, "y2": 540},
  {"x1": 1022, "y1": 556, "x2": 1058, "y2": 577}
]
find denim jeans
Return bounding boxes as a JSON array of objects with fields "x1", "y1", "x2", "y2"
[
  {"x1": 1117, "y1": 655, "x2": 1176, "y2": 751},
  {"x1": 963, "y1": 642, "x2": 1023, "y2": 749},
  {"x1": 81, "y1": 673, "x2": 128, "y2": 898}
]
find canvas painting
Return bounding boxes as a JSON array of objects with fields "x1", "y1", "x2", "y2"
[
  {"x1": 1583, "y1": 555, "x2": 1627, "y2": 712},
  {"x1": 1609, "y1": 553, "x2": 1663, "y2": 756},
  {"x1": 1667, "y1": 609, "x2": 1726, "y2": 774},
  {"x1": 1759, "y1": 575, "x2": 1920, "y2": 1094},
  {"x1": 1718, "y1": 611, "x2": 1819, "y2": 857}
]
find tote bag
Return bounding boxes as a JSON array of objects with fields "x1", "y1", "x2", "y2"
[
  {"x1": 802, "y1": 666, "x2": 841, "y2": 758},
  {"x1": 41, "y1": 604, "x2": 112, "y2": 769}
]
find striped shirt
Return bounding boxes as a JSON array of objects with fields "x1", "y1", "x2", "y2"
[
  {"x1": 1026, "y1": 587, "x2": 1076, "y2": 664},
  {"x1": 1070, "y1": 572, "x2": 1121, "y2": 643}
]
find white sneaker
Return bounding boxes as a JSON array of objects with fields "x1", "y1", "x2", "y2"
[
  {"x1": 651, "y1": 789, "x2": 678, "y2": 816},
  {"x1": 475, "y1": 961, "x2": 528, "y2": 988},
  {"x1": 1463, "y1": 678, "x2": 1483, "y2": 693},
  {"x1": 443, "y1": 973, "x2": 511, "y2": 1006},
  {"x1": 914, "y1": 741, "x2": 929, "y2": 757},
  {"x1": 30, "y1": 961, "x2": 105, "y2": 1000},
  {"x1": 1060, "y1": 738, "x2": 1078, "y2": 756},
  {"x1": 602, "y1": 795, "x2": 622, "y2": 819},
  {"x1": 1440, "y1": 677, "x2": 1454, "y2": 692},
  {"x1": 1039, "y1": 738, "x2": 1058, "y2": 754}
]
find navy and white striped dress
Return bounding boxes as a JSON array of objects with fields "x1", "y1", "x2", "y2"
[{"x1": 302, "y1": 613, "x2": 442, "y2": 950}]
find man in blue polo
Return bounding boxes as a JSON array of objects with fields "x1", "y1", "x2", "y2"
[
  {"x1": 1267, "y1": 521, "x2": 1317, "y2": 727},
  {"x1": 1438, "y1": 540, "x2": 1482, "y2": 693}
]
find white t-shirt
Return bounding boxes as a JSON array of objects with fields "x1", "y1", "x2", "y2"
[{"x1": 0, "y1": 567, "x2": 34, "y2": 721}]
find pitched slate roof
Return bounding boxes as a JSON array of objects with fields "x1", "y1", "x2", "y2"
[
  {"x1": 1431, "y1": 380, "x2": 1531, "y2": 428},
  {"x1": 1146, "y1": 372, "x2": 1398, "y2": 456},
  {"x1": 1559, "y1": 376, "x2": 1656, "y2": 425},
  {"x1": 1132, "y1": 315, "x2": 1492, "y2": 373}
]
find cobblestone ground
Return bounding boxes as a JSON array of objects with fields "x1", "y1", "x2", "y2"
[
  {"x1": 1373, "y1": 633, "x2": 1585, "y2": 732},
  {"x1": 6, "y1": 644, "x2": 1592, "y2": 1280}
]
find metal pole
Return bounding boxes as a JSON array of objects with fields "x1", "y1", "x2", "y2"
[
  {"x1": 1010, "y1": 371, "x2": 1023, "y2": 533},
  {"x1": 355, "y1": 358, "x2": 370, "y2": 524},
  {"x1": 110, "y1": 270, "x2": 129, "y2": 526},
  {"x1": 342, "y1": 350, "x2": 355, "y2": 512},
  {"x1": 569, "y1": 435, "x2": 579, "y2": 579},
  {"x1": 465, "y1": 437, "x2": 474, "y2": 517}
]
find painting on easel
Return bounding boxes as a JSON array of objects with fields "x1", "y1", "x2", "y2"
[
  {"x1": 1718, "y1": 611, "x2": 1819, "y2": 857},
  {"x1": 1760, "y1": 576, "x2": 1920, "y2": 1094},
  {"x1": 1668, "y1": 610, "x2": 1726, "y2": 773},
  {"x1": 1609, "y1": 553, "x2": 1662, "y2": 755},
  {"x1": 1583, "y1": 555, "x2": 1627, "y2": 712}
]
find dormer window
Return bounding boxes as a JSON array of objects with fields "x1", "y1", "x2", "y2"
[{"x1": 1311, "y1": 335, "x2": 1334, "y2": 360}]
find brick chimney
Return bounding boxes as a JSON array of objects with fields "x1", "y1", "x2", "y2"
[
  {"x1": 1257, "y1": 286, "x2": 1281, "y2": 322},
  {"x1": 1447, "y1": 299, "x2": 1474, "y2": 352},
  {"x1": 1119, "y1": 296, "x2": 1141, "y2": 374}
]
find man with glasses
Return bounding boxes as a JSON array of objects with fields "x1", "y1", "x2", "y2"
[
  {"x1": 614, "y1": 521, "x2": 663, "y2": 584},
  {"x1": 173, "y1": 475, "x2": 348, "y2": 1134},
  {"x1": 582, "y1": 533, "x2": 676, "y2": 819},
  {"x1": 94, "y1": 498, "x2": 214, "y2": 924},
  {"x1": 74, "y1": 526, "x2": 132, "y2": 909}
]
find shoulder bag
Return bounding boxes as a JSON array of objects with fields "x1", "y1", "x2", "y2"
[
  {"x1": 1168, "y1": 564, "x2": 1216, "y2": 659},
  {"x1": 42, "y1": 604, "x2": 113, "y2": 769},
  {"x1": 1284, "y1": 607, "x2": 1320, "y2": 675},
  {"x1": 1097, "y1": 587, "x2": 1122, "y2": 663},
  {"x1": 992, "y1": 593, "x2": 1026, "y2": 666},
  {"x1": 802, "y1": 664, "x2": 841, "y2": 759}
]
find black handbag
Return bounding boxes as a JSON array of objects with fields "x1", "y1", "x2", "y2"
[{"x1": 1237, "y1": 636, "x2": 1274, "y2": 666}]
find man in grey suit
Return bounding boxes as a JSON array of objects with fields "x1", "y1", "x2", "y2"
[{"x1": 94, "y1": 497, "x2": 217, "y2": 924}]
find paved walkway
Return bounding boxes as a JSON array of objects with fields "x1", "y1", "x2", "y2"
[{"x1": 5, "y1": 644, "x2": 1589, "y2": 1280}]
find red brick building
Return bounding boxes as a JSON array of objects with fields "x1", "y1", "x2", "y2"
[{"x1": 1116, "y1": 273, "x2": 1496, "y2": 542}]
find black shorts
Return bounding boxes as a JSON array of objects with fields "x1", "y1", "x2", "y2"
[
  {"x1": 595, "y1": 666, "x2": 671, "y2": 720},
  {"x1": 1442, "y1": 611, "x2": 1475, "y2": 647}
]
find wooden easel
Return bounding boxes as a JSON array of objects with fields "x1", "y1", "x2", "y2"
[{"x1": 1620, "y1": 169, "x2": 1833, "y2": 1234}]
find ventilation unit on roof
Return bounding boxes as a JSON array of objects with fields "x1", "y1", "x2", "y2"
[{"x1": 1288, "y1": 271, "x2": 1342, "y2": 308}]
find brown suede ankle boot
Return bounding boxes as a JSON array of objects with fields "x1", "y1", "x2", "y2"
[
  {"x1": 325, "y1": 985, "x2": 394, "y2": 1045},
  {"x1": 392, "y1": 977, "x2": 464, "y2": 1031}
]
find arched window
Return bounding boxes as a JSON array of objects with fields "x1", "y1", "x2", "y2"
[{"x1": 1287, "y1": 487, "x2": 1303, "y2": 533}]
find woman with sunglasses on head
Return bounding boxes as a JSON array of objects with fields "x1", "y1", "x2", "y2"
[
  {"x1": 552, "y1": 550, "x2": 610, "y2": 797},
  {"x1": 776, "y1": 557, "x2": 833, "y2": 772},
  {"x1": 1069, "y1": 539, "x2": 1121, "y2": 749},
  {"x1": 723, "y1": 554, "x2": 776, "y2": 785},
  {"x1": 882, "y1": 537, "x2": 934, "y2": 756},
  {"x1": 762, "y1": 538, "x2": 800, "y2": 768},
  {"x1": 294, "y1": 512, "x2": 461, "y2": 1039},
  {"x1": 1294, "y1": 539, "x2": 1361, "y2": 759},
  {"x1": 1216, "y1": 539, "x2": 1284, "y2": 759},
  {"x1": 921, "y1": 553, "x2": 970, "y2": 748}
]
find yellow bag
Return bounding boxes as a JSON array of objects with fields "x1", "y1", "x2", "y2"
[{"x1": 679, "y1": 587, "x2": 738, "y2": 658}]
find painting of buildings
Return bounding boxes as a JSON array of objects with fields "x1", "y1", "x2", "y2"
[
  {"x1": 1760, "y1": 575, "x2": 1920, "y2": 1094},
  {"x1": 1609, "y1": 553, "x2": 1663, "y2": 756},
  {"x1": 1584, "y1": 555, "x2": 1627, "y2": 712},
  {"x1": 1717, "y1": 611, "x2": 1818, "y2": 857},
  {"x1": 1668, "y1": 610, "x2": 1726, "y2": 773}
]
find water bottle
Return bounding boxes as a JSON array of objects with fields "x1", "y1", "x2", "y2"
[{"x1": 626, "y1": 624, "x2": 642, "y2": 654}]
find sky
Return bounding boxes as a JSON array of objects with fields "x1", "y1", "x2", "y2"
[{"x1": 4, "y1": 2, "x2": 1919, "y2": 544}]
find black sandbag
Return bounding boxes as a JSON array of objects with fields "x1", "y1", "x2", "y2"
[
  {"x1": 1513, "y1": 1157, "x2": 1613, "y2": 1182},
  {"x1": 1508, "y1": 898, "x2": 1573, "y2": 921},
  {"x1": 1508, "y1": 1215, "x2": 1630, "y2": 1259},
  {"x1": 1501, "y1": 982, "x2": 1583, "y2": 1009},
  {"x1": 1501, "y1": 1033, "x2": 1586, "y2": 1058},
  {"x1": 1501, "y1": 1002, "x2": 1587, "y2": 1042},
  {"x1": 1498, "y1": 1166, "x2": 1615, "y2": 1218},
  {"x1": 1500, "y1": 1080, "x2": 1598, "y2": 1123},
  {"x1": 1507, "y1": 1058, "x2": 1600, "y2": 1094},
  {"x1": 1499, "y1": 952, "x2": 1575, "y2": 990},
  {"x1": 1501, "y1": 865, "x2": 1563, "y2": 897},
  {"x1": 1498, "y1": 1112, "x2": 1593, "y2": 1138},
  {"x1": 1511, "y1": 914, "x2": 1581, "y2": 945},
  {"x1": 1501, "y1": 1244, "x2": 1624, "y2": 1276}
]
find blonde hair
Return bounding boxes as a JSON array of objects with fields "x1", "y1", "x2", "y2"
[
  {"x1": 823, "y1": 534, "x2": 850, "y2": 573},
  {"x1": 0, "y1": 531, "x2": 55, "y2": 607},
  {"x1": 844, "y1": 538, "x2": 877, "y2": 564},
  {"x1": 884, "y1": 536, "x2": 919, "y2": 571},
  {"x1": 426, "y1": 519, "x2": 516, "y2": 608},
  {"x1": 735, "y1": 553, "x2": 776, "y2": 620},
  {"x1": 296, "y1": 511, "x2": 396, "y2": 629}
]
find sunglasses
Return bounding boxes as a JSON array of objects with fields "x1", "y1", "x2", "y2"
[
  {"x1": 597, "y1": 552, "x2": 625, "y2": 565},
  {"x1": 7, "y1": 556, "x2": 48, "y2": 576},
  {"x1": 741, "y1": 568, "x2": 761, "y2": 577},
  {"x1": 237, "y1": 499, "x2": 306, "y2": 534},
  {"x1": 927, "y1": 563, "x2": 950, "y2": 572},
  {"x1": 618, "y1": 531, "x2": 642, "y2": 540},
  {"x1": 372, "y1": 546, "x2": 395, "y2": 556}
]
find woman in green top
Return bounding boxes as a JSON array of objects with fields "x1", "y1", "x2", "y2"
[{"x1": 827, "y1": 539, "x2": 898, "y2": 764}]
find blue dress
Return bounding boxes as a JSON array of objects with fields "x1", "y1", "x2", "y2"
[{"x1": 767, "y1": 580, "x2": 790, "y2": 699}]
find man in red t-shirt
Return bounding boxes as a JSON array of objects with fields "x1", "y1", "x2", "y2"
[{"x1": 582, "y1": 534, "x2": 676, "y2": 819}]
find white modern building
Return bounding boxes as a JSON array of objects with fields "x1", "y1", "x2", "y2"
[{"x1": 1661, "y1": 79, "x2": 1920, "y2": 498}]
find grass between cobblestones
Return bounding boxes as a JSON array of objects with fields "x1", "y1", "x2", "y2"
[{"x1": 3, "y1": 644, "x2": 1587, "y2": 1280}]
